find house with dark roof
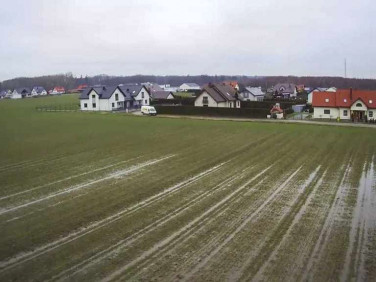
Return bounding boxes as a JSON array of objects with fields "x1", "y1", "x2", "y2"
[
  {"x1": 118, "y1": 85, "x2": 150, "y2": 106},
  {"x1": 12, "y1": 88, "x2": 31, "y2": 99},
  {"x1": 31, "y1": 86, "x2": 47, "y2": 97},
  {"x1": 0, "y1": 90, "x2": 11, "y2": 99},
  {"x1": 312, "y1": 89, "x2": 376, "y2": 121},
  {"x1": 273, "y1": 83, "x2": 297, "y2": 98},
  {"x1": 151, "y1": 91, "x2": 175, "y2": 100},
  {"x1": 179, "y1": 83, "x2": 201, "y2": 91},
  {"x1": 79, "y1": 85, "x2": 150, "y2": 111},
  {"x1": 194, "y1": 83, "x2": 240, "y2": 108},
  {"x1": 239, "y1": 86, "x2": 265, "y2": 101}
]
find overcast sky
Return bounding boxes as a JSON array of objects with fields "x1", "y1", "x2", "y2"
[{"x1": 0, "y1": 0, "x2": 375, "y2": 81}]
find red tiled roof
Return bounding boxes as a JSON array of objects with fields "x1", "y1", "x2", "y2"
[{"x1": 312, "y1": 89, "x2": 376, "y2": 109}]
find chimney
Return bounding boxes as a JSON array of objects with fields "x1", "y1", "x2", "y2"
[{"x1": 350, "y1": 87, "x2": 352, "y2": 100}]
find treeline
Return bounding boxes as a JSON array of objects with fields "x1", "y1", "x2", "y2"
[{"x1": 1, "y1": 73, "x2": 376, "y2": 91}]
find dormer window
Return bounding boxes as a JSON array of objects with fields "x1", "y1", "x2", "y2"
[{"x1": 325, "y1": 98, "x2": 329, "y2": 102}]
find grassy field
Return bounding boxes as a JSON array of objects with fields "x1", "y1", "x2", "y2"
[{"x1": 0, "y1": 95, "x2": 375, "y2": 281}]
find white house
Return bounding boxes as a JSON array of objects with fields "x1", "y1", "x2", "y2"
[
  {"x1": 307, "y1": 87, "x2": 337, "y2": 104},
  {"x1": 273, "y1": 83, "x2": 297, "y2": 98},
  {"x1": 0, "y1": 90, "x2": 11, "y2": 99},
  {"x1": 79, "y1": 85, "x2": 151, "y2": 111},
  {"x1": 239, "y1": 86, "x2": 265, "y2": 101},
  {"x1": 179, "y1": 83, "x2": 201, "y2": 91},
  {"x1": 194, "y1": 83, "x2": 240, "y2": 108},
  {"x1": 313, "y1": 89, "x2": 376, "y2": 121},
  {"x1": 118, "y1": 85, "x2": 151, "y2": 106},
  {"x1": 12, "y1": 88, "x2": 31, "y2": 99},
  {"x1": 31, "y1": 86, "x2": 47, "y2": 97}
]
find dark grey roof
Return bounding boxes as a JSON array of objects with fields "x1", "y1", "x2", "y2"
[
  {"x1": 15, "y1": 88, "x2": 31, "y2": 94},
  {"x1": 273, "y1": 83, "x2": 296, "y2": 94},
  {"x1": 79, "y1": 86, "x2": 133, "y2": 100},
  {"x1": 118, "y1": 85, "x2": 148, "y2": 97},
  {"x1": 32, "y1": 86, "x2": 46, "y2": 94},
  {"x1": 201, "y1": 83, "x2": 237, "y2": 103},
  {"x1": 152, "y1": 91, "x2": 174, "y2": 99}
]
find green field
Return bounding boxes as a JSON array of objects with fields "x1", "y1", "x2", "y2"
[{"x1": 0, "y1": 95, "x2": 375, "y2": 281}]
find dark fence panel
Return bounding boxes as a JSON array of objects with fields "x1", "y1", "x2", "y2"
[
  {"x1": 154, "y1": 106, "x2": 270, "y2": 119},
  {"x1": 151, "y1": 97, "x2": 195, "y2": 106},
  {"x1": 240, "y1": 100, "x2": 302, "y2": 109}
]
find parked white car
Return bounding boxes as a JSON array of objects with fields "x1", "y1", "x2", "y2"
[{"x1": 141, "y1": 106, "x2": 157, "y2": 116}]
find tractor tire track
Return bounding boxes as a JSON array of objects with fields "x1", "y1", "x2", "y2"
[
  {"x1": 181, "y1": 166, "x2": 302, "y2": 281},
  {"x1": 0, "y1": 156, "x2": 142, "y2": 201},
  {"x1": 0, "y1": 160, "x2": 223, "y2": 272},
  {"x1": 0, "y1": 155, "x2": 175, "y2": 216},
  {"x1": 247, "y1": 167, "x2": 324, "y2": 281},
  {"x1": 302, "y1": 160, "x2": 353, "y2": 280},
  {"x1": 51, "y1": 169, "x2": 250, "y2": 281},
  {"x1": 102, "y1": 165, "x2": 273, "y2": 282}
]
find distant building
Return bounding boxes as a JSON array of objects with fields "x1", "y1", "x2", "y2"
[
  {"x1": 222, "y1": 81, "x2": 240, "y2": 90},
  {"x1": 159, "y1": 84, "x2": 179, "y2": 92},
  {"x1": 312, "y1": 89, "x2": 376, "y2": 121},
  {"x1": 307, "y1": 87, "x2": 337, "y2": 104},
  {"x1": 50, "y1": 86, "x2": 65, "y2": 95},
  {"x1": 151, "y1": 91, "x2": 175, "y2": 100},
  {"x1": 179, "y1": 83, "x2": 201, "y2": 91},
  {"x1": 79, "y1": 85, "x2": 150, "y2": 111},
  {"x1": 239, "y1": 86, "x2": 265, "y2": 101},
  {"x1": 0, "y1": 90, "x2": 11, "y2": 99},
  {"x1": 12, "y1": 88, "x2": 31, "y2": 99},
  {"x1": 31, "y1": 86, "x2": 47, "y2": 97},
  {"x1": 194, "y1": 83, "x2": 240, "y2": 108},
  {"x1": 273, "y1": 83, "x2": 297, "y2": 98}
]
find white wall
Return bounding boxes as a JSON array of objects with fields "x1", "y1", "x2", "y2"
[
  {"x1": 194, "y1": 91, "x2": 240, "y2": 108},
  {"x1": 134, "y1": 87, "x2": 150, "y2": 106},
  {"x1": 180, "y1": 84, "x2": 200, "y2": 91},
  {"x1": 195, "y1": 91, "x2": 218, "y2": 107},
  {"x1": 313, "y1": 107, "x2": 340, "y2": 119},
  {"x1": 350, "y1": 100, "x2": 368, "y2": 112},
  {"x1": 80, "y1": 88, "x2": 131, "y2": 111},
  {"x1": 11, "y1": 91, "x2": 22, "y2": 99}
]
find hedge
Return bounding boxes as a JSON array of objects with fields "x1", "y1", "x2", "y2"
[
  {"x1": 154, "y1": 106, "x2": 270, "y2": 119},
  {"x1": 151, "y1": 97, "x2": 195, "y2": 106},
  {"x1": 240, "y1": 100, "x2": 301, "y2": 109}
]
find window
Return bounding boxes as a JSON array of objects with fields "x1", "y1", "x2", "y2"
[
  {"x1": 112, "y1": 103, "x2": 115, "y2": 107},
  {"x1": 370, "y1": 111, "x2": 374, "y2": 118},
  {"x1": 343, "y1": 110, "x2": 348, "y2": 116},
  {"x1": 145, "y1": 99, "x2": 147, "y2": 104},
  {"x1": 356, "y1": 103, "x2": 362, "y2": 107},
  {"x1": 84, "y1": 103, "x2": 87, "y2": 108},
  {"x1": 202, "y1": 97, "x2": 208, "y2": 104},
  {"x1": 92, "y1": 103, "x2": 96, "y2": 108},
  {"x1": 115, "y1": 94, "x2": 119, "y2": 101},
  {"x1": 92, "y1": 95, "x2": 95, "y2": 99},
  {"x1": 141, "y1": 92, "x2": 144, "y2": 98},
  {"x1": 324, "y1": 109, "x2": 330, "y2": 114},
  {"x1": 325, "y1": 98, "x2": 329, "y2": 103}
]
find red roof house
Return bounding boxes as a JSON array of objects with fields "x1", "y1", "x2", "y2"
[{"x1": 312, "y1": 89, "x2": 376, "y2": 120}]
